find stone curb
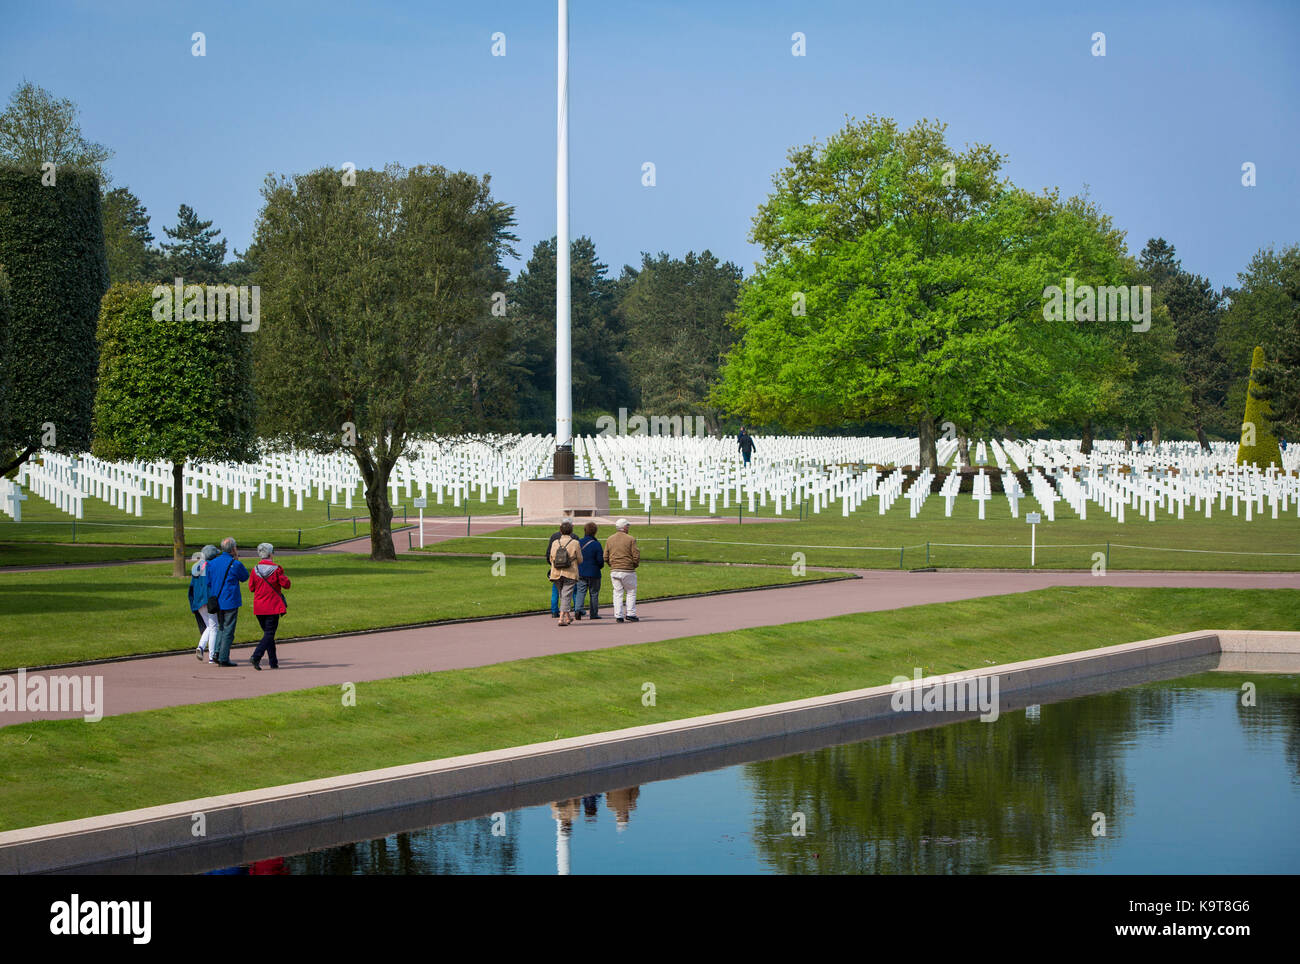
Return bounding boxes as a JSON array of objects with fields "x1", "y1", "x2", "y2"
[{"x1": 2, "y1": 628, "x2": 1297, "y2": 874}]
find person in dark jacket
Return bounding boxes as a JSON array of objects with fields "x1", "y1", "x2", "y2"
[
  {"x1": 205, "y1": 536, "x2": 249, "y2": 666},
  {"x1": 248, "y1": 542, "x2": 291, "y2": 671},
  {"x1": 574, "y1": 521, "x2": 604, "y2": 619},
  {"x1": 738, "y1": 427, "x2": 756, "y2": 466},
  {"x1": 547, "y1": 527, "x2": 563, "y2": 617}
]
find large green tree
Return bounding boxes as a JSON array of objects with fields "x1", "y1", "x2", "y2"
[
  {"x1": 101, "y1": 186, "x2": 159, "y2": 285},
  {"x1": 1220, "y1": 244, "x2": 1300, "y2": 425},
  {"x1": 92, "y1": 283, "x2": 257, "y2": 575},
  {"x1": 508, "y1": 236, "x2": 627, "y2": 429},
  {"x1": 1138, "y1": 238, "x2": 1227, "y2": 448},
  {"x1": 619, "y1": 250, "x2": 741, "y2": 433},
  {"x1": 714, "y1": 116, "x2": 1130, "y2": 466},
  {"x1": 252, "y1": 164, "x2": 516, "y2": 560},
  {"x1": 159, "y1": 203, "x2": 228, "y2": 283},
  {"x1": 0, "y1": 81, "x2": 112, "y2": 182},
  {"x1": 0, "y1": 166, "x2": 108, "y2": 475}
]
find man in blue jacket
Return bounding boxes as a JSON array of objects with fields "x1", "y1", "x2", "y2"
[
  {"x1": 574, "y1": 521, "x2": 604, "y2": 620},
  {"x1": 205, "y1": 536, "x2": 249, "y2": 666}
]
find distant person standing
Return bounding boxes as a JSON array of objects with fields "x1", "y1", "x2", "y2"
[
  {"x1": 738, "y1": 426, "x2": 756, "y2": 466},
  {"x1": 605, "y1": 518, "x2": 640, "y2": 623},
  {"x1": 249, "y1": 542, "x2": 291, "y2": 671},
  {"x1": 574, "y1": 521, "x2": 604, "y2": 620},
  {"x1": 205, "y1": 537, "x2": 249, "y2": 666},
  {"x1": 548, "y1": 519, "x2": 584, "y2": 626}
]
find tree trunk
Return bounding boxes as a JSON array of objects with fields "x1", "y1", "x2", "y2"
[
  {"x1": 917, "y1": 415, "x2": 938, "y2": 469},
  {"x1": 1122, "y1": 425, "x2": 1132, "y2": 451},
  {"x1": 365, "y1": 459, "x2": 397, "y2": 561},
  {"x1": 172, "y1": 461, "x2": 186, "y2": 578},
  {"x1": 1151, "y1": 422, "x2": 1161, "y2": 446},
  {"x1": 1081, "y1": 420, "x2": 1094, "y2": 456},
  {"x1": 1195, "y1": 421, "x2": 1210, "y2": 451},
  {"x1": 956, "y1": 431, "x2": 971, "y2": 469},
  {"x1": 0, "y1": 443, "x2": 38, "y2": 479},
  {"x1": 703, "y1": 410, "x2": 722, "y2": 437}
]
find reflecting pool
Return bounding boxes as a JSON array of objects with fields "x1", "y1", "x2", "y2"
[{"x1": 232, "y1": 670, "x2": 1300, "y2": 875}]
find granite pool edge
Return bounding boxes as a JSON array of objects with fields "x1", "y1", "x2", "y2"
[{"x1": 3, "y1": 627, "x2": 1297, "y2": 874}]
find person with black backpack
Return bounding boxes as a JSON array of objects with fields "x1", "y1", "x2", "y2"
[{"x1": 547, "y1": 519, "x2": 585, "y2": 626}]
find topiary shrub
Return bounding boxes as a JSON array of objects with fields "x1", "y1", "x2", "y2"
[{"x1": 1236, "y1": 345, "x2": 1284, "y2": 469}]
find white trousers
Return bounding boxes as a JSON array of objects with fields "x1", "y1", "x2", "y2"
[
  {"x1": 610, "y1": 570, "x2": 637, "y2": 617},
  {"x1": 197, "y1": 606, "x2": 218, "y2": 653}
]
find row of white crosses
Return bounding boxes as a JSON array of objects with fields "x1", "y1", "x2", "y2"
[
  {"x1": 0, "y1": 475, "x2": 27, "y2": 521},
  {"x1": 18, "y1": 453, "x2": 89, "y2": 518},
  {"x1": 7, "y1": 433, "x2": 1298, "y2": 528}
]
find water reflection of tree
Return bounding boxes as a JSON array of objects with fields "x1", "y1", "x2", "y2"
[
  {"x1": 282, "y1": 814, "x2": 521, "y2": 875},
  {"x1": 1224, "y1": 674, "x2": 1300, "y2": 781},
  {"x1": 744, "y1": 690, "x2": 1145, "y2": 874}
]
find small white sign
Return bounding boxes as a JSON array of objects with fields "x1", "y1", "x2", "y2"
[
  {"x1": 413, "y1": 497, "x2": 428, "y2": 509},
  {"x1": 1025, "y1": 512, "x2": 1041, "y2": 525}
]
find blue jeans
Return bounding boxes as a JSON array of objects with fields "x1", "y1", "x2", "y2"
[
  {"x1": 551, "y1": 580, "x2": 560, "y2": 616},
  {"x1": 215, "y1": 608, "x2": 239, "y2": 662},
  {"x1": 574, "y1": 577, "x2": 600, "y2": 615}
]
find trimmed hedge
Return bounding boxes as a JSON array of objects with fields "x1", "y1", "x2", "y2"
[{"x1": 0, "y1": 166, "x2": 108, "y2": 456}]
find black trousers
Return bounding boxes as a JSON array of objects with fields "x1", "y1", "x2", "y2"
[{"x1": 252, "y1": 613, "x2": 280, "y2": 667}]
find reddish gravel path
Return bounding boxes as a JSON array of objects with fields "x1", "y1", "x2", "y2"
[{"x1": 2, "y1": 568, "x2": 1294, "y2": 725}]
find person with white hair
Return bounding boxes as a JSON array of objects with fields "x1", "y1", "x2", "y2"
[
  {"x1": 603, "y1": 518, "x2": 641, "y2": 623},
  {"x1": 206, "y1": 536, "x2": 249, "y2": 666},
  {"x1": 189, "y1": 544, "x2": 222, "y2": 662},
  {"x1": 248, "y1": 542, "x2": 291, "y2": 670}
]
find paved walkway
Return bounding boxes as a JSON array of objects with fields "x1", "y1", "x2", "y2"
[
  {"x1": 3, "y1": 568, "x2": 1294, "y2": 725},
  {"x1": 0, "y1": 512, "x2": 786, "y2": 572}
]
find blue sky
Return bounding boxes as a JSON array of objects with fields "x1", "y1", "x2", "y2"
[{"x1": 2, "y1": 0, "x2": 1296, "y2": 287}]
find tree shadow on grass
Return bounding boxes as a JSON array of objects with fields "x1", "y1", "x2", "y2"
[{"x1": 0, "y1": 593, "x2": 157, "y2": 616}]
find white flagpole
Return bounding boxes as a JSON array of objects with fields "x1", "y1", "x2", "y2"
[{"x1": 555, "y1": 0, "x2": 573, "y2": 462}]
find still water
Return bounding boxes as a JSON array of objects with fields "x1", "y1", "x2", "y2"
[{"x1": 231, "y1": 672, "x2": 1300, "y2": 875}]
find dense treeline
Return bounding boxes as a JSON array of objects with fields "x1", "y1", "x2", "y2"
[{"x1": 2, "y1": 83, "x2": 1296, "y2": 469}]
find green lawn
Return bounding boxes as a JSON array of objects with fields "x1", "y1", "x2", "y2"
[
  {"x1": 0, "y1": 543, "x2": 171, "y2": 568},
  {"x1": 0, "y1": 554, "x2": 834, "y2": 669},
  {"x1": 1, "y1": 585, "x2": 1294, "y2": 831},
  {"x1": 0, "y1": 482, "x2": 520, "y2": 549},
  {"x1": 419, "y1": 494, "x2": 1300, "y2": 571}
]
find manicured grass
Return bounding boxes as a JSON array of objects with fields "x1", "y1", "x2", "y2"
[
  {"x1": 1, "y1": 585, "x2": 1294, "y2": 831},
  {"x1": 0, "y1": 554, "x2": 833, "y2": 669},
  {"x1": 1, "y1": 482, "x2": 517, "y2": 550},
  {"x1": 420, "y1": 494, "x2": 1300, "y2": 571},
  {"x1": 0, "y1": 543, "x2": 171, "y2": 568}
]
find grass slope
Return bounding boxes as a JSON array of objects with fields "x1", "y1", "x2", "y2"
[
  {"x1": 420, "y1": 494, "x2": 1300, "y2": 571},
  {"x1": 0, "y1": 585, "x2": 1295, "y2": 831}
]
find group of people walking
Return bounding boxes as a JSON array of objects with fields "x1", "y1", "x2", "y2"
[
  {"x1": 547, "y1": 518, "x2": 640, "y2": 626},
  {"x1": 187, "y1": 538, "x2": 291, "y2": 670}
]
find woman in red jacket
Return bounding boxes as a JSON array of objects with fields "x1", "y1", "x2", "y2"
[{"x1": 248, "y1": 542, "x2": 291, "y2": 670}]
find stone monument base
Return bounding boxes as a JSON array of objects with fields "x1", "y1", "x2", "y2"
[{"x1": 519, "y1": 478, "x2": 609, "y2": 524}]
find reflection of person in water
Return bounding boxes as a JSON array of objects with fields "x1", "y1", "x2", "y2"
[
  {"x1": 605, "y1": 787, "x2": 640, "y2": 832},
  {"x1": 582, "y1": 795, "x2": 600, "y2": 820}
]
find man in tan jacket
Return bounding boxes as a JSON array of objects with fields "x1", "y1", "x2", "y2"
[{"x1": 604, "y1": 518, "x2": 640, "y2": 623}]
